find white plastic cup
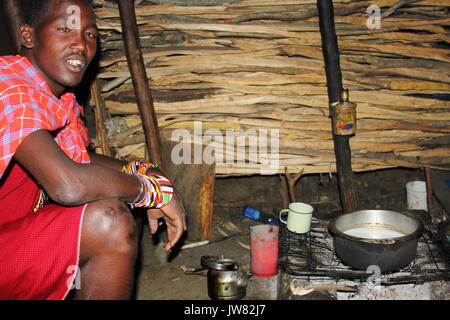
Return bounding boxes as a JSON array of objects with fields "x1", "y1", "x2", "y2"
[{"x1": 406, "y1": 181, "x2": 427, "y2": 211}]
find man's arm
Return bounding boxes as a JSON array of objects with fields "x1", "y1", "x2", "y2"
[
  {"x1": 14, "y1": 129, "x2": 141, "y2": 206},
  {"x1": 89, "y1": 152, "x2": 127, "y2": 172},
  {"x1": 14, "y1": 129, "x2": 187, "y2": 249}
]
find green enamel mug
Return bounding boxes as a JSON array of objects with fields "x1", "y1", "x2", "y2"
[{"x1": 279, "y1": 202, "x2": 313, "y2": 234}]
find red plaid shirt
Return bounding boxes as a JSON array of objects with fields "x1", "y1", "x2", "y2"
[{"x1": 0, "y1": 56, "x2": 90, "y2": 179}]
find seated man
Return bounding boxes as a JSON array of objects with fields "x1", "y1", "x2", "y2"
[{"x1": 0, "y1": 0, "x2": 186, "y2": 300}]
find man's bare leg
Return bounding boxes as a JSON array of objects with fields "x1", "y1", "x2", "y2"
[{"x1": 75, "y1": 198, "x2": 138, "y2": 300}]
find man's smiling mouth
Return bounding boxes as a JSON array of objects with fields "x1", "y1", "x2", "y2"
[
  {"x1": 67, "y1": 59, "x2": 84, "y2": 67},
  {"x1": 65, "y1": 56, "x2": 86, "y2": 71}
]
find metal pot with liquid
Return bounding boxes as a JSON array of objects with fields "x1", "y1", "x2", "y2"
[{"x1": 328, "y1": 210, "x2": 424, "y2": 273}]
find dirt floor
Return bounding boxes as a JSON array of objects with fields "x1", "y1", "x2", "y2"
[
  {"x1": 134, "y1": 214, "x2": 278, "y2": 300},
  {"x1": 132, "y1": 168, "x2": 448, "y2": 300}
]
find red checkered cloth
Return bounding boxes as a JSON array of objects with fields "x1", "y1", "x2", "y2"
[
  {"x1": 0, "y1": 56, "x2": 90, "y2": 299},
  {"x1": 0, "y1": 55, "x2": 91, "y2": 179},
  {"x1": 0, "y1": 162, "x2": 86, "y2": 300}
]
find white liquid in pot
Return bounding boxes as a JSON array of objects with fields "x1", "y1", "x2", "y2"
[{"x1": 343, "y1": 226, "x2": 406, "y2": 239}]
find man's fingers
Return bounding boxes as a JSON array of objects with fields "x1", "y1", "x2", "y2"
[
  {"x1": 163, "y1": 222, "x2": 183, "y2": 251},
  {"x1": 149, "y1": 217, "x2": 159, "y2": 234},
  {"x1": 147, "y1": 198, "x2": 187, "y2": 250}
]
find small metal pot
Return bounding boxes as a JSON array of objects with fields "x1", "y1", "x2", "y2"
[
  {"x1": 328, "y1": 210, "x2": 424, "y2": 273},
  {"x1": 201, "y1": 256, "x2": 249, "y2": 300}
]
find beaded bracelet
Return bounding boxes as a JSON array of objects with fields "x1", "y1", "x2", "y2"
[
  {"x1": 122, "y1": 161, "x2": 173, "y2": 208},
  {"x1": 131, "y1": 173, "x2": 174, "y2": 209},
  {"x1": 122, "y1": 160, "x2": 158, "y2": 175},
  {"x1": 132, "y1": 175, "x2": 146, "y2": 205}
]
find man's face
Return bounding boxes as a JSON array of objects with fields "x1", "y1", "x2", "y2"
[{"x1": 22, "y1": 0, "x2": 98, "y2": 96}]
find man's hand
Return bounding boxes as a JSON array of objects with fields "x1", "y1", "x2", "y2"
[{"x1": 147, "y1": 191, "x2": 187, "y2": 251}]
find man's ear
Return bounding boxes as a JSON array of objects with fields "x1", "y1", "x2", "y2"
[{"x1": 19, "y1": 25, "x2": 34, "y2": 49}]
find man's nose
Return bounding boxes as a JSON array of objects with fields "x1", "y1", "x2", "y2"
[{"x1": 70, "y1": 31, "x2": 87, "y2": 53}]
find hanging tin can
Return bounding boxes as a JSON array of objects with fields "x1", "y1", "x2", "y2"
[{"x1": 330, "y1": 89, "x2": 357, "y2": 136}]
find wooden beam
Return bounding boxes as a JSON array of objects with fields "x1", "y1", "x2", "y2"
[
  {"x1": 117, "y1": 0, "x2": 163, "y2": 166},
  {"x1": 424, "y1": 167, "x2": 433, "y2": 215},
  {"x1": 199, "y1": 164, "x2": 216, "y2": 241},
  {"x1": 90, "y1": 79, "x2": 113, "y2": 157},
  {"x1": 317, "y1": 0, "x2": 358, "y2": 213},
  {"x1": 284, "y1": 167, "x2": 304, "y2": 203},
  {"x1": 162, "y1": 140, "x2": 216, "y2": 242}
]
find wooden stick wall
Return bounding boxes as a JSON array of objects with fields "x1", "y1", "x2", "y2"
[{"x1": 92, "y1": 0, "x2": 450, "y2": 176}]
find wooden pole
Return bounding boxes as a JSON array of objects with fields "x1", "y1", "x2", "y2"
[
  {"x1": 91, "y1": 79, "x2": 113, "y2": 157},
  {"x1": 117, "y1": 0, "x2": 163, "y2": 167},
  {"x1": 317, "y1": 0, "x2": 358, "y2": 213},
  {"x1": 424, "y1": 167, "x2": 433, "y2": 215},
  {"x1": 284, "y1": 167, "x2": 304, "y2": 203},
  {"x1": 4, "y1": 0, "x2": 24, "y2": 54},
  {"x1": 199, "y1": 164, "x2": 215, "y2": 241}
]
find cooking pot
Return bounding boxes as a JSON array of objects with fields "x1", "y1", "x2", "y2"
[
  {"x1": 328, "y1": 210, "x2": 424, "y2": 273},
  {"x1": 201, "y1": 256, "x2": 249, "y2": 300}
]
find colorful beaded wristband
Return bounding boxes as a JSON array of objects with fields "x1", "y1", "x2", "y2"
[
  {"x1": 132, "y1": 173, "x2": 174, "y2": 209},
  {"x1": 122, "y1": 161, "x2": 173, "y2": 208},
  {"x1": 132, "y1": 175, "x2": 146, "y2": 204},
  {"x1": 122, "y1": 160, "x2": 158, "y2": 175}
]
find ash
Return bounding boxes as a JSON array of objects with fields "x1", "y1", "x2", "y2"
[{"x1": 338, "y1": 281, "x2": 449, "y2": 300}]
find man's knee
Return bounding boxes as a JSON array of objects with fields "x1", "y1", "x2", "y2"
[{"x1": 81, "y1": 199, "x2": 138, "y2": 259}]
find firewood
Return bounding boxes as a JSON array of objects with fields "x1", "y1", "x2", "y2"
[{"x1": 91, "y1": 0, "x2": 450, "y2": 176}]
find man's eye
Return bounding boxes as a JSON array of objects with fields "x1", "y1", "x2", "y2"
[
  {"x1": 59, "y1": 27, "x2": 71, "y2": 32},
  {"x1": 86, "y1": 32, "x2": 97, "y2": 39}
]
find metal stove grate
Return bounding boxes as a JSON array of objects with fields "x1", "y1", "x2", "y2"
[{"x1": 278, "y1": 219, "x2": 450, "y2": 287}]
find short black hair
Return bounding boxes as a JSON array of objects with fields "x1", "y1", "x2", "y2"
[{"x1": 20, "y1": 0, "x2": 94, "y2": 27}]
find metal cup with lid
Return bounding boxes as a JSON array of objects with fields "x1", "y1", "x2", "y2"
[{"x1": 201, "y1": 256, "x2": 249, "y2": 300}]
